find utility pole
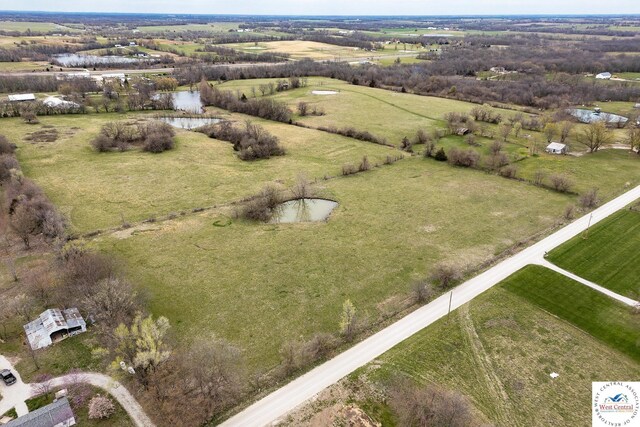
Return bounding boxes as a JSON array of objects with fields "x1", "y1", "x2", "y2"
[
  {"x1": 583, "y1": 213, "x2": 593, "y2": 239},
  {"x1": 447, "y1": 290, "x2": 453, "y2": 322}
]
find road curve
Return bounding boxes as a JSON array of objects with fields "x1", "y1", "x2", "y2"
[
  {"x1": 221, "y1": 184, "x2": 640, "y2": 427},
  {"x1": 0, "y1": 354, "x2": 154, "y2": 427}
]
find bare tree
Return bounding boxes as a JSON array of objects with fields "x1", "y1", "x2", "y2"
[
  {"x1": 412, "y1": 280, "x2": 435, "y2": 304},
  {"x1": 339, "y1": 299, "x2": 357, "y2": 340},
  {"x1": 559, "y1": 121, "x2": 575, "y2": 143},
  {"x1": 577, "y1": 121, "x2": 612, "y2": 153},
  {"x1": 549, "y1": 174, "x2": 572, "y2": 192},
  {"x1": 499, "y1": 122, "x2": 513, "y2": 142},
  {"x1": 626, "y1": 126, "x2": 640, "y2": 154},
  {"x1": 297, "y1": 101, "x2": 308, "y2": 117},
  {"x1": 579, "y1": 188, "x2": 599, "y2": 209},
  {"x1": 543, "y1": 122, "x2": 558, "y2": 143}
]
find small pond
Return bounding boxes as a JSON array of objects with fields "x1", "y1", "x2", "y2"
[
  {"x1": 167, "y1": 91, "x2": 204, "y2": 113},
  {"x1": 568, "y1": 108, "x2": 628, "y2": 125},
  {"x1": 271, "y1": 199, "x2": 338, "y2": 224},
  {"x1": 54, "y1": 53, "x2": 140, "y2": 67},
  {"x1": 158, "y1": 117, "x2": 222, "y2": 130},
  {"x1": 312, "y1": 90, "x2": 338, "y2": 95}
]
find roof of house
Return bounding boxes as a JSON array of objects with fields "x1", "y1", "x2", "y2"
[
  {"x1": 8, "y1": 94, "x2": 35, "y2": 102},
  {"x1": 546, "y1": 142, "x2": 566, "y2": 151},
  {"x1": 4, "y1": 397, "x2": 74, "y2": 427}
]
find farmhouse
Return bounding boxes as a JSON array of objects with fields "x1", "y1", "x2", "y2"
[
  {"x1": 4, "y1": 397, "x2": 75, "y2": 427},
  {"x1": 545, "y1": 142, "x2": 567, "y2": 154},
  {"x1": 24, "y1": 308, "x2": 87, "y2": 350},
  {"x1": 595, "y1": 72, "x2": 612, "y2": 80},
  {"x1": 7, "y1": 94, "x2": 35, "y2": 102}
]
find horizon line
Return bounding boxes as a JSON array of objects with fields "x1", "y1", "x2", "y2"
[{"x1": 2, "y1": 10, "x2": 640, "y2": 18}]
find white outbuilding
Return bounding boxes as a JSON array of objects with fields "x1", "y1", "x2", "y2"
[
  {"x1": 545, "y1": 142, "x2": 567, "y2": 155},
  {"x1": 595, "y1": 72, "x2": 612, "y2": 80},
  {"x1": 24, "y1": 308, "x2": 87, "y2": 350},
  {"x1": 8, "y1": 93, "x2": 35, "y2": 102}
]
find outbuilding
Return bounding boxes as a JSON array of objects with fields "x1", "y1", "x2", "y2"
[
  {"x1": 545, "y1": 142, "x2": 567, "y2": 154},
  {"x1": 595, "y1": 72, "x2": 612, "y2": 80},
  {"x1": 8, "y1": 94, "x2": 35, "y2": 102},
  {"x1": 24, "y1": 308, "x2": 87, "y2": 350}
]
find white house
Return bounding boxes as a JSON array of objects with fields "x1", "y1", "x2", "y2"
[
  {"x1": 129, "y1": 41, "x2": 137, "y2": 46},
  {"x1": 24, "y1": 308, "x2": 86, "y2": 350},
  {"x1": 595, "y1": 72, "x2": 612, "y2": 80},
  {"x1": 8, "y1": 94, "x2": 35, "y2": 102},
  {"x1": 545, "y1": 142, "x2": 567, "y2": 154},
  {"x1": 4, "y1": 397, "x2": 75, "y2": 427}
]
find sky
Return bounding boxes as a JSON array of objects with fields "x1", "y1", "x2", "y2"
[{"x1": 2, "y1": 0, "x2": 640, "y2": 16}]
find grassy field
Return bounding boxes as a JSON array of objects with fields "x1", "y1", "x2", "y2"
[
  {"x1": 338, "y1": 265, "x2": 640, "y2": 426},
  {"x1": 220, "y1": 40, "x2": 386, "y2": 60},
  {"x1": 0, "y1": 61, "x2": 52, "y2": 72},
  {"x1": 136, "y1": 23, "x2": 240, "y2": 33},
  {"x1": 5, "y1": 113, "x2": 393, "y2": 232},
  {"x1": 94, "y1": 157, "x2": 571, "y2": 372},
  {"x1": 547, "y1": 209, "x2": 640, "y2": 299},
  {"x1": 0, "y1": 21, "x2": 81, "y2": 33}
]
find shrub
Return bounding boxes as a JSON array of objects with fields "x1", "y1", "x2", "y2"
[
  {"x1": 200, "y1": 121, "x2": 283, "y2": 161},
  {"x1": 389, "y1": 380, "x2": 479, "y2": 427},
  {"x1": 88, "y1": 394, "x2": 115, "y2": 420},
  {"x1": 533, "y1": 169, "x2": 546, "y2": 186},
  {"x1": 487, "y1": 152, "x2": 510, "y2": 170},
  {"x1": 433, "y1": 147, "x2": 448, "y2": 161},
  {"x1": 499, "y1": 165, "x2": 518, "y2": 179},
  {"x1": 0, "y1": 154, "x2": 19, "y2": 183},
  {"x1": 0, "y1": 135, "x2": 16, "y2": 155},
  {"x1": 91, "y1": 134, "x2": 116, "y2": 152},
  {"x1": 549, "y1": 174, "x2": 572, "y2": 193},
  {"x1": 297, "y1": 101, "x2": 308, "y2": 116},
  {"x1": 579, "y1": 188, "x2": 599, "y2": 209},
  {"x1": 564, "y1": 204, "x2": 576, "y2": 220},
  {"x1": 240, "y1": 185, "x2": 281, "y2": 222},
  {"x1": 143, "y1": 131, "x2": 175, "y2": 153},
  {"x1": 412, "y1": 280, "x2": 435, "y2": 304},
  {"x1": 358, "y1": 156, "x2": 371, "y2": 172},
  {"x1": 429, "y1": 263, "x2": 462, "y2": 289},
  {"x1": 448, "y1": 148, "x2": 480, "y2": 168},
  {"x1": 400, "y1": 136, "x2": 413, "y2": 152},
  {"x1": 342, "y1": 163, "x2": 357, "y2": 176}
]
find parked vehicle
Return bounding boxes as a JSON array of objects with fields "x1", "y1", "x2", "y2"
[{"x1": 0, "y1": 369, "x2": 16, "y2": 386}]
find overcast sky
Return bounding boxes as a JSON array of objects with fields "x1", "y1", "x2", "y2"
[{"x1": 3, "y1": 0, "x2": 640, "y2": 16}]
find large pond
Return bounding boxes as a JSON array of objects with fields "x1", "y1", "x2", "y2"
[
  {"x1": 168, "y1": 91, "x2": 204, "y2": 113},
  {"x1": 158, "y1": 117, "x2": 222, "y2": 130},
  {"x1": 568, "y1": 108, "x2": 628, "y2": 125},
  {"x1": 271, "y1": 199, "x2": 338, "y2": 224},
  {"x1": 53, "y1": 53, "x2": 140, "y2": 67}
]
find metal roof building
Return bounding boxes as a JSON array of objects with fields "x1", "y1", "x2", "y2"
[
  {"x1": 4, "y1": 397, "x2": 75, "y2": 427},
  {"x1": 24, "y1": 308, "x2": 86, "y2": 350},
  {"x1": 7, "y1": 94, "x2": 35, "y2": 102}
]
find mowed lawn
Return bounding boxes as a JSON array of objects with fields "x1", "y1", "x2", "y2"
[
  {"x1": 5, "y1": 113, "x2": 394, "y2": 232},
  {"x1": 502, "y1": 265, "x2": 640, "y2": 361},
  {"x1": 547, "y1": 209, "x2": 640, "y2": 298},
  {"x1": 355, "y1": 267, "x2": 640, "y2": 426},
  {"x1": 95, "y1": 157, "x2": 572, "y2": 372}
]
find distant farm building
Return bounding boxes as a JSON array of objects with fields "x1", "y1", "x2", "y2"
[
  {"x1": 24, "y1": 308, "x2": 87, "y2": 350},
  {"x1": 545, "y1": 142, "x2": 567, "y2": 154},
  {"x1": 7, "y1": 94, "x2": 35, "y2": 102},
  {"x1": 634, "y1": 103, "x2": 640, "y2": 109},
  {"x1": 455, "y1": 127, "x2": 471, "y2": 136},
  {"x1": 4, "y1": 397, "x2": 75, "y2": 427},
  {"x1": 595, "y1": 72, "x2": 612, "y2": 80}
]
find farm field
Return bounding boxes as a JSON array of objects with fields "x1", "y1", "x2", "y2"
[
  {"x1": 0, "y1": 21, "x2": 82, "y2": 33},
  {"x1": 6, "y1": 113, "x2": 394, "y2": 233},
  {"x1": 547, "y1": 209, "x2": 640, "y2": 299},
  {"x1": 219, "y1": 40, "x2": 416, "y2": 60},
  {"x1": 0, "y1": 61, "x2": 51, "y2": 72},
  {"x1": 217, "y1": 77, "x2": 640, "y2": 198},
  {"x1": 94, "y1": 157, "x2": 572, "y2": 372},
  {"x1": 329, "y1": 265, "x2": 640, "y2": 426}
]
